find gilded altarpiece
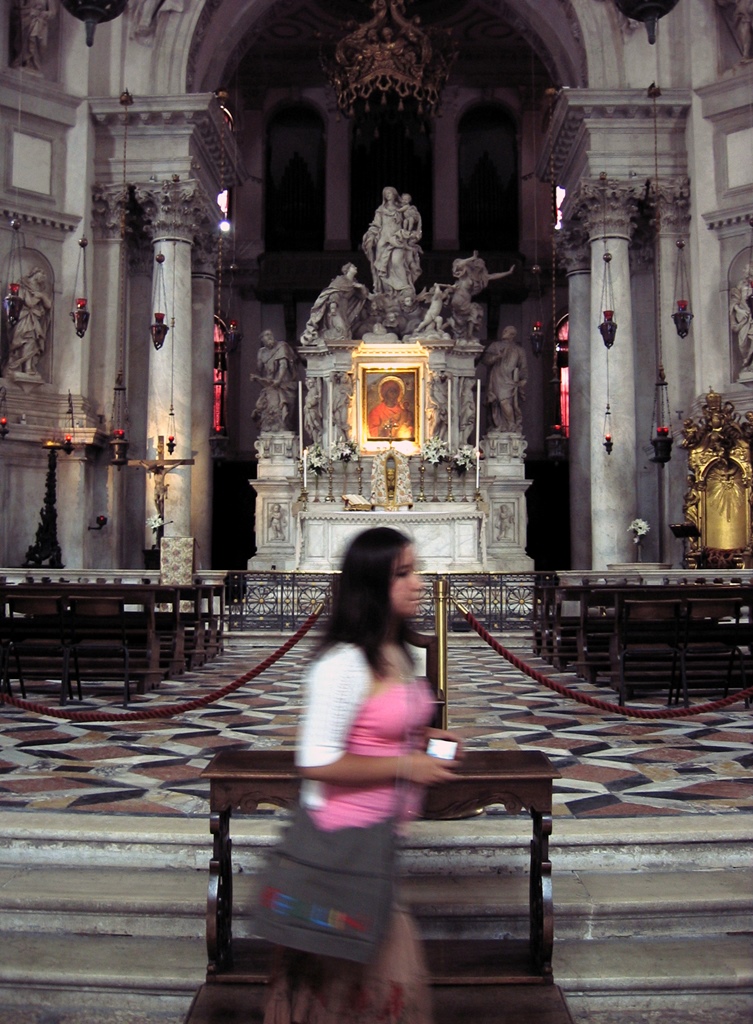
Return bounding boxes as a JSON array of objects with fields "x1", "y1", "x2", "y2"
[{"x1": 681, "y1": 391, "x2": 753, "y2": 569}]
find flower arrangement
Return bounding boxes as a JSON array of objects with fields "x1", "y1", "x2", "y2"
[
  {"x1": 422, "y1": 436, "x2": 450, "y2": 464},
  {"x1": 332, "y1": 439, "x2": 359, "y2": 462},
  {"x1": 628, "y1": 518, "x2": 650, "y2": 544},
  {"x1": 146, "y1": 514, "x2": 165, "y2": 534},
  {"x1": 453, "y1": 444, "x2": 476, "y2": 473},
  {"x1": 306, "y1": 442, "x2": 329, "y2": 475}
]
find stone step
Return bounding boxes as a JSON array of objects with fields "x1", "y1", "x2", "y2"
[
  {"x1": 0, "y1": 932, "x2": 749, "y2": 1024},
  {"x1": 0, "y1": 863, "x2": 750, "y2": 943},
  {"x1": 1, "y1": 811, "x2": 751, "y2": 873}
]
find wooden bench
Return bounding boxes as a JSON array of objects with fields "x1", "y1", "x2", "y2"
[
  {"x1": 188, "y1": 747, "x2": 569, "y2": 1023},
  {"x1": 200, "y1": 748, "x2": 560, "y2": 983},
  {"x1": 0, "y1": 581, "x2": 226, "y2": 699}
]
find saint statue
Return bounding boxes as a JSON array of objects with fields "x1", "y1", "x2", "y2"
[
  {"x1": 331, "y1": 371, "x2": 354, "y2": 442},
  {"x1": 5, "y1": 265, "x2": 52, "y2": 377},
  {"x1": 440, "y1": 252, "x2": 515, "y2": 343},
  {"x1": 729, "y1": 265, "x2": 753, "y2": 374},
  {"x1": 11, "y1": 0, "x2": 55, "y2": 72},
  {"x1": 301, "y1": 263, "x2": 369, "y2": 347},
  {"x1": 361, "y1": 186, "x2": 423, "y2": 297},
  {"x1": 303, "y1": 377, "x2": 323, "y2": 443},
  {"x1": 481, "y1": 326, "x2": 528, "y2": 433},
  {"x1": 250, "y1": 330, "x2": 297, "y2": 433}
]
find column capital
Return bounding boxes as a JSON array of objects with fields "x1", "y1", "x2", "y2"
[
  {"x1": 656, "y1": 176, "x2": 691, "y2": 235},
  {"x1": 570, "y1": 177, "x2": 641, "y2": 243},
  {"x1": 133, "y1": 178, "x2": 217, "y2": 245},
  {"x1": 556, "y1": 220, "x2": 591, "y2": 274},
  {"x1": 91, "y1": 183, "x2": 128, "y2": 241}
]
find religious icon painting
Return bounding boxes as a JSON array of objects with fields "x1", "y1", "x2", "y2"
[{"x1": 362, "y1": 368, "x2": 418, "y2": 442}]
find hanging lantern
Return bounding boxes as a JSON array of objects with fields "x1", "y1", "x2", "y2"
[
  {"x1": 70, "y1": 238, "x2": 91, "y2": 337},
  {"x1": 60, "y1": 0, "x2": 128, "y2": 47},
  {"x1": 598, "y1": 249, "x2": 617, "y2": 348},
  {"x1": 150, "y1": 251, "x2": 169, "y2": 349},
  {"x1": 209, "y1": 427, "x2": 229, "y2": 462},
  {"x1": 529, "y1": 321, "x2": 544, "y2": 358},
  {"x1": 671, "y1": 240, "x2": 693, "y2": 338},
  {"x1": 110, "y1": 370, "x2": 129, "y2": 467},
  {"x1": 603, "y1": 403, "x2": 613, "y2": 454},
  {"x1": 71, "y1": 297, "x2": 90, "y2": 338},
  {"x1": 225, "y1": 318, "x2": 243, "y2": 354},
  {"x1": 599, "y1": 309, "x2": 617, "y2": 348},
  {"x1": 546, "y1": 423, "x2": 567, "y2": 463},
  {"x1": 150, "y1": 311, "x2": 169, "y2": 350},
  {"x1": 166, "y1": 406, "x2": 177, "y2": 455},
  {"x1": 2, "y1": 218, "x2": 24, "y2": 328},
  {"x1": 0, "y1": 387, "x2": 9, "y2": 440},
  {"x1": 649, "y1": 366, "x2": 673, "y2": 464}
]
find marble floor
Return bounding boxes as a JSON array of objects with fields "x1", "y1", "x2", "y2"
[{"x1": 0, "y1": 632, "x2": 751, "y2": 819}]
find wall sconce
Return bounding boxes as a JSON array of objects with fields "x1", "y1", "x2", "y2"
[{"x1": 88, "y1": 515, "x2": 107, "y2": 531}]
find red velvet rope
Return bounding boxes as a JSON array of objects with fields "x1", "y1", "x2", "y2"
[
  {"x1": 457, "y1": 605, "x2": 753, "y2": 719},
  {"x1": 0, "y1": 607, "x2": 322, "y2": 723}
]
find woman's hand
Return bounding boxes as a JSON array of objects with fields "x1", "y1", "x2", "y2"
[
  {"x1": 399, "y1": 751, "x2": 458, "y2": 786},
  {"x1": 425, "y1": 727, "x2": 465, "y2": 761}
]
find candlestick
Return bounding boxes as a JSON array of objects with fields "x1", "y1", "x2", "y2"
[
  {"x1": 298, "y1": 381, "x2": 304, "y2": 459},
  {"x1": 475, "y1": 448, "x2": 480, "y2": 492},
  {"x1": 447, "y1": 377, "x2": 452, "y2": 450}
]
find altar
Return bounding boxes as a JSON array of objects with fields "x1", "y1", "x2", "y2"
[
  {"x1": 296, "y1": 504, "x2": 487, "y2": 572},
  {"x1": 248, "y1": 186, "x2": 534, "y2": 576}
]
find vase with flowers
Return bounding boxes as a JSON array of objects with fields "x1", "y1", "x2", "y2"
[
  {"x1": 306, "y1": 443, "x2": 328, "y2": 502},
  {"x1": 422, "y1": 436, "x2": 450, "y2": 500},
  {"x1": 452, "y1": 444, "x2": 476, "y2": 500},
  {"x1": 627, "y1": 518, "x2": 650, "y2": 562}
]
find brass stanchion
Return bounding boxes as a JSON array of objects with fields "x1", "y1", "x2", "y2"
[{"x1": 434, "y1": 577, "x2": 448, "y2": 730}]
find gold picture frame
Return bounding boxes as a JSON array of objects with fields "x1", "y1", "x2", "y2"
[{"x1": 361, "y1": 367, "x2": 419, "y2": 444}]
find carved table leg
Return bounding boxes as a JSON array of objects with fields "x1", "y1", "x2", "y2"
[
  {"x1": 206, "y1": 807, "x2": 233, "y2": 976},
  {"x1": 529, "y1": 809, "x2": 554, "y2": 981}
]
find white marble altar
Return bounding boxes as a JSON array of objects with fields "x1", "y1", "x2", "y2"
[{"x1": 296, "y1": 505, "x2": 486, "y2": 572}]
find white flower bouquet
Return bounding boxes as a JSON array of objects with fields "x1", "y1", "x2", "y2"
[
  {"x1": 453, "y1": 444, "x2": 476, "y2": 473},
  {"x1": 146, "y1": 514, "x2": 165, "y2": 534},
  {"x1": 628, "y1": 518, "x2": 650, "y2": 544},
  {"x1": 332, "y1": 439, "x2": 359, "y2": 462},
  {"x1": 306, "y1": 442, "x2": 329, "y2": 475},
  {"x1": 422, "y1": 436, "x2": 450, "y2": 464}
]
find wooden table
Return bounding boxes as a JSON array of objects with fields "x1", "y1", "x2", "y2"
[{"x1": 201, "y1": 747, "x2": 561, "y2": 984}]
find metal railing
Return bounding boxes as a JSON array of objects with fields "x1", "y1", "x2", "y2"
[{"x1": 225, "y1": 571, "x2": 536, "y2": 633}]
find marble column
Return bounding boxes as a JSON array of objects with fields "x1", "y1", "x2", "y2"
[
  {"x1": 575, "y1": 179, "x2": 640, "y2": 568},
  {"x1": 190, "y1": 235, "x2": 217, "y2": 569},
  {"x1": 557, "y1": 222, "x2": 592, "y2": 569},
  {"x1": 136, "y1": 179, "x2": 207, "y2": 543}
]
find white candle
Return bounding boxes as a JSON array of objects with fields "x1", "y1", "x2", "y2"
[
  {"x1": 298, "y1": 381, "x2": 304, "y2": 459},
  {"x1": 475, "y1": 379, "x2": 481, "y2": 451},
  {"x1": 447, "y1": 377, "x2": 452, "y2": 450},
  {"x1": 303, "y1": 447, "x2": 308, "y2": 490}
]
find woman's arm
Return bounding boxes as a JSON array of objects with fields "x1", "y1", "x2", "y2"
[{"x1": 299, "y1": 750, "x2": 457, "y2": 787}]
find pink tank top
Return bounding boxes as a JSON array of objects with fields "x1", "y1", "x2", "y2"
[{"x1": 312, "y1": 677, "x2": 435, "y2": 831}]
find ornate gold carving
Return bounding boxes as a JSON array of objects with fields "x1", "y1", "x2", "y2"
[{"x1": 681, "y1": 390, "x2": 753, "y2": 568}]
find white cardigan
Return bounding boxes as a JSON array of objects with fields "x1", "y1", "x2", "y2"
[{"x1": 296, "y1": 643, "x2": 373, "y2": 810}]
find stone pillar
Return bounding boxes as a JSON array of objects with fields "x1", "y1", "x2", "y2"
[
  {"x1": 136, "y1": 179, "x2": 214, "y2": 543},
  {"x1": 558, "y1": 222, "x2": 592, "y2": 569},
  {"x1": 656, "y1": 178, "x2": 692, "y2": 561},
  {"x1": 575, "y1": 179, "x2": 640, "y2": 568},
  {"x1": 191, "y1": 233, "x2": 217, "y2": 569}
]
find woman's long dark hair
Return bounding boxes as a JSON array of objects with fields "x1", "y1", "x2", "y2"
[{"x1": 322, "y1": 527, "x2": 412, "y2": 672}]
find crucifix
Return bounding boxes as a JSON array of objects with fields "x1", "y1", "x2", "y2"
[{"x1": 128, "y1": 435, "x2": 195, "y2": 541}]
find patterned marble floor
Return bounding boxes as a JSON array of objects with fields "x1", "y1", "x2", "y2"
[{"x1": 0, "y1": 632, "x2": 751, "y2": 819}]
